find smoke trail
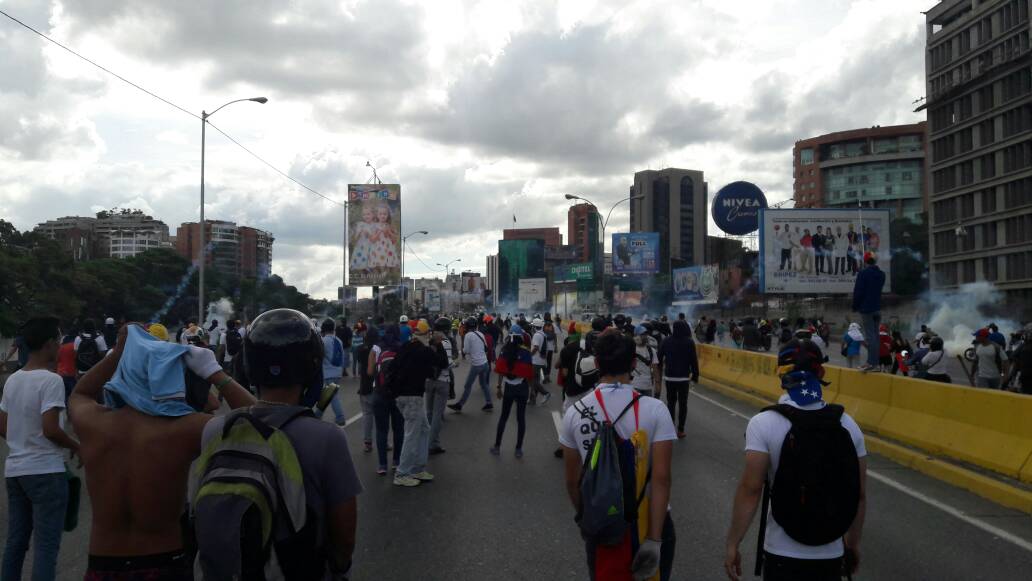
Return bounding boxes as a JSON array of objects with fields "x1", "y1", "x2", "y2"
[{"x1": 149, "y1": 241, "x2": 216, "y2": 323}]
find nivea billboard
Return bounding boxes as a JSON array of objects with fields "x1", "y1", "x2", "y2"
[{"x1": 711, "y1": 181, "x2": 768, "y2": 235}]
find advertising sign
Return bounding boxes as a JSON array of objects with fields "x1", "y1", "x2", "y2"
[
  {"x1": 554, "y1": 262, "x2": 594, "y2": 283},
  {"x1": 613, "y1": 288, "x2": 643, "y2": 309},
  {"x1": 673, "y1": 265, "x2": 719, "y2": 303},
  {"x1": 612, "y1": 233, "x2": 660, "y2": 274},
  {"x1": 460, "y1": 272, "x2": 485, "y2": 303},
  {"x1": 348, "y1": 184, "x2": 401, "y2": 286},
  {"x1": 759, "y1": 208, "x2": 892, "y2": 294},
  {"x1": 426, "y1": 289, "x2": 442, "y2": 312},
  {"x1": 712, "y1": 181, "x2": 768, "y2": 235},
  {"x1": 498, "y1": 240, "x2": 546, "y2": 306},
  {"x1": 518, "y1": 278, "x2": 547, "y2": 310}
]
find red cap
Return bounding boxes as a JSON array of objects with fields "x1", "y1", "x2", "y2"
[
  {"x1": 975, "y1": 328, "x2": 990, "y2": 339},
  {"x1": 864, "y1": 251, "x2": 876, "y2": 263}
]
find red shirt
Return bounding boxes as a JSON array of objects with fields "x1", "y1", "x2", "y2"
[{"x1": 57, "y1": 341, "x2": 76, "y2": 377}]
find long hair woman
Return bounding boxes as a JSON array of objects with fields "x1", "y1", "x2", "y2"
[{"x1": 491, "y1": 324, "x2": 535, "y2": 458}]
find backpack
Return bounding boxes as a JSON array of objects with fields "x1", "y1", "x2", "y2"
[
  {"x1": 76, "y1": 334, "x2": 102, "y2": 372},
  {"x1": 576, "y1": 390, "x2": 645, "y2": 546},
  {"x1": 763, "y1": 403, "x2": 860, "y2": 546},
  {"x1": 375, "y1": 349, "x2": 400, "y2": 397},
  {"x1": 225, "y1": 329, "x2": 242, "y2": 357},
  {"x1": 190, "y1": 406, "x2": 317, "y2": 581},
  {"x1": 568, "y1": 350, "x2": 599, "y2": 397},
  {"x1": 329, "y1": 336, "x2": 345, "y2": 368}
]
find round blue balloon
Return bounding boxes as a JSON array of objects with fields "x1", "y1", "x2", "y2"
[{"x1": 711, "y1": 181, "x2": 768, "y2": 235}]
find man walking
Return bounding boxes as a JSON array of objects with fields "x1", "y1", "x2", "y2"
[
  {"x1": 973, "y1": 327, "x2": 1009, "y2": 389},
  {"x1": 529, "y1": 318, "x2": 553, "y2": 406},
  {"x1": 322, "y1": 319, "x2": 348, "y2": 425},
  {"x1": 851, "y1": 251, "x2": 886, "y2": 372},
  {"x1": 449, "y1": 317, "x2": 493, "y2": 413},
  {"x1": 391, "y1": 324, "x2": 440, "y2": 487},
  {"x1": 427, "y1": 318, "x2": 456, "y2": 455},
  {"x1": 724, "y1": 330, "x2": 866, "y2": 581},
  {"x1": 1, "y1": 317, "x2": 80, "y2": 581}
]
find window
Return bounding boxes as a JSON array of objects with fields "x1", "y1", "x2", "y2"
[
  {"x1": 1002, "y1": 68, "x2": 1032, "y2": 102},
  {"x1": 1006, "y1": 251, "x2": 1031, "y2": 280},
  {"x1": 959, "y1": 94, "x2": 973, "y2": 120},
  {"x1": 978, "y1": 84, "x2": 995, "y2": 112},
  {"x1": 983, "y1": 221, "x2": 999, "y2": 247},
  {"x1": 934, "y1": 167, "x2": 957, "y2": 193},
  {"x1": 1005, "y1": 214, "x2": 1032, "y2": 244},
  {"x1": 935, "y1": 262, "x2": 959, "y2": 286},
  {"x1": 961, "y1": 260, "x2": 976, "y2": 283},
  {"x1": 980, "y1": 118, "x2": 996, "y2": 146},
  {"x1": 800, "y1": 149, "x2": 814, "y2": 164},
  {"x1": 1002, "y1": 103, "x2": 1032, "y2": 137},
  {"x1": 960, "y1": 161, "x2": 975, "y2": 186},
  {"x1": 984, "y1": 257, "x2": 999, "y2": 281},
  {"x1": 981, "y1": 153, "x2": 997, "y2": 179},
  {"x1": 885, "y1": 186, "x2": 893, "y2": 195},
  {"x1": 873, "y1": 138, "x2": 898, "y2": 154},
  {"x1": 961, "y1": 192, "x2": 976, "y2": 218},
  {"x1": 1003, "y1": 141, "x2": 1032, "y2": 172},
  {"x1": 982, "y1": 188, "x2": 998, "y2": 213},
  {"x1": 902, "y1": 172, "x2": 913, "y2": 181},
  {"x1": 935, "y1": 231, "x2": 959, "y2": 254},
  {"x1": 1005, "y1": 176, "x2": 1032, "y2": 208}
]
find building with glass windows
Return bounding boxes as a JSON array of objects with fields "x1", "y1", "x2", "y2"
[
  {"x1": 792, "y1": 123, "x2": 928, "y2": 222},
  {"x1": 923, "y1": 0, "x2": 1032, "y2": 313},
  {"x1": 629, "y1": 168, "x2": 708, "y2": 272}
]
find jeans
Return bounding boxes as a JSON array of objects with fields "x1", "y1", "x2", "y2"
[
  {"x1": 396, "y1": 395, "x2": 431, "y2": 477},
  {"x1": 585, "y1": 512, "x2": 675, "y2": 581},
  {"x1": 325, "y1": 376, "x2": 346, "y2": 423},
  {"x1": 666, "y1": 381, "x2": 690, "y2": 432},
  {"x1": 457, "y1": 363, "x2": 492, "y2": 407},
  {"x1": 425, "y1": 378, "x2": 450, "y2": 449},
  {"x1": 861, "y1": 312, "x2": 881, "y2": 367},
  {"x1": 372, "y1": 391, "x2": 404, "y2": 469},
  {"x1": 351, "y1": 349, "x2": 363, "y2": 376},
  {"x1": 494, "y1": 380, "x2": 529, "y2": 449},
  {"x1": 529, "y1": 365, "x2": 549, "y2": 402},
  {"x1": 3, "y1": 472, "x2": 69, "y2": 581},
  {"x1": 762, "y1": 552, "x2": 842, "y2": 581},
  {"x1": 977, "y1": 376, "x2": 1002, "y2": 389},
  {"x1": 360, "y1": 393, "x2": 375, "y2": 444},
  {"x1": 779, "y1": 249, "x2": 792, "y2": 270}
]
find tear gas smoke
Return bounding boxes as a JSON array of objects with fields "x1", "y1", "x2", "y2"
[{"x1": 924, "y1": 282, "x2": 1020, "y2": 355}]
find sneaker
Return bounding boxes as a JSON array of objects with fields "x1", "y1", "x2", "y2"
[
  {"x1": 677, "y1": 431, "x2": 687, "y2": 439},
  {"x1": 481, "y1": 404, "x2": 494, "y2": 412},
  {"x1": 412, "y1": 471, "x2": 435, "y2": 482},
  {"x1": 429, "y1": 447, "x2": 446, "y2": 455},
  {"x1": 393, "y1": 475, "x2": 420, "y2": 487},
  {"x1": 447, "y1": 404, "x2": 463, "y2": 413},
  {"x1": 541, "y1": 392, "x2": 552, "y2": 404},
  {"x1": 489, "y1": 446, "x2": 500, "y2": 455},
  {"x1": 363, "y1": 441, "x2": 373, "y2": 453},
  {"x1": 377, "y1": 466, "x2": 387, "y2": 476},
  {"x1": 515, "y1": 448, "x2": 524, "y2": 459},
  {"x1": 335, "y1": 418, "x2": 348, "y2": 426}
]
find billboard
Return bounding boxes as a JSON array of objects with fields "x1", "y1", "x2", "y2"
[
  {"x1": 518, "y1": 278, "x2": 547, "y2": 310},
  {"x1": 498, "y1": 239, "x2": 546, "y2": 306},
  {"x1": 711, "y1": 181, "x2": 768, "y2": 235},
  {"x1": 554, "y1": 262, "x2": 594, "y2": 283},
  {"x1": 460, "y1": 272, "x2": 485, "y2": 303},
  {"x1": 425, "y1": 289, "x2": 442, "y2": 312},
  {"x1": 613, "y1": 288, "x2": 643, "y2": 309},
  {"x1": 348, "y1": 184, "x2": 401, "y2": 286},
  {"x1": 759, "y1": 208, "x2": 892, "y2": 294},
  {"x1": 673, "y1": 265, "x2": 719, "y2": 304},
  {"x1": 612, "y1": 233, "x2": 660, "y2": 274}
]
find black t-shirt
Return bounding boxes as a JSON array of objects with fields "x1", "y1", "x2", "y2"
[
  {"x1": 393, "y1": 341, "x2": 439, "y2": 397},
  {"x1": 336, "y1": 326, "x2": 353, "y2": 349}
]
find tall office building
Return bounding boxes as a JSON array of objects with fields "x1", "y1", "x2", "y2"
[
  {"x1": 792, "y1": 123, "x2": 928, "y2": 222},
  {"x1": 567, "y1": 203, "x2": 602, "y2": 263},
  {"x1": 629, "y1": 168, "x2": 708, "y2": 271},
  {"x1": 924, "y1": 0, "x2": 1032, "y2": 311},
  {"x1": 176, "y1": 220, "x2": 274, "y2": 281}
]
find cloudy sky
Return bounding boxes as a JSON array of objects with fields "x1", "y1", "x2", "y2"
[{"x1": 0, "y1": 0, "x2": 929, "y2": 299}]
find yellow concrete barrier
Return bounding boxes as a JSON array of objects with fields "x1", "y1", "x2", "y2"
[{"x1": 699, "y1": 344, "x2": 1032, "y2": 486}]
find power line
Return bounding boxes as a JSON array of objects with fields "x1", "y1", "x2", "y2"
[
  {"x1": 0, "y1": 7, "x2": 345, "y2": 208},
  {"x1": 405, "y1": 242, "x2": 438, "y2": 274}
]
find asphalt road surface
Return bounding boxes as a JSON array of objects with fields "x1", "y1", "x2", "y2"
[{"x1": 2, "y1": 359, "x2": 1031, "y2": 580}]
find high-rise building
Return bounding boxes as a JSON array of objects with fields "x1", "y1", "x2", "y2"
[
  {"x1": 34, "y1": 209, "x2": 170, "y2": 260},
  {"x1": 176, "y1": 220, "x2": 274, "y2": 281},
  {"x1": 792, "y1": 123, "x2": 928, "y2": 222},
  {"x1": 567, "y1": 203, "x2": 602, "y2": 263},
  {"x1": 486, "y1": 254, "x2": 498, "y2": 293},
  {"x1": 502, "y1": 227, "x2": 563, "y2": 249},
  {"x1": 924, "y1": 0, "x2": 1032, "y2": 310},
  {"x1": 629, "y1": 168, "x2": 708, "y2": 271}
]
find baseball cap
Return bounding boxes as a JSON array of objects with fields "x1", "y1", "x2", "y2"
[
  {"x1": 863, "y1": 251, "x2": 877, "y2": 263},
  {"x1": 974, "y1": 328, "x2": 990, "y2": 339},
  {"x1": 399, "y1": 315, "x2": 409, "y2": 323},
  {"x1": 105, "y1": 317, "x2": 115, "y2": 325}
]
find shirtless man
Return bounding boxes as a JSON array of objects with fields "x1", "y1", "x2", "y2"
[{"x1": 69, "y1": 324, "x2": 255, "y2": 579}]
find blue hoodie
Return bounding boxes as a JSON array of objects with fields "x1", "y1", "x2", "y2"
[{"x1": 852, "y1": 265, "x2": 885, "y2": 314}]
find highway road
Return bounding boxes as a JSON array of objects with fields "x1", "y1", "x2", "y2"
[{"x1": 2, "y1": 358, "x2": 1031, "y2": 580}]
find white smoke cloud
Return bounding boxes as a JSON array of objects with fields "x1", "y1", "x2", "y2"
[{"x1": 925, "y1": 282, "x2": 1021, "y2": 355}]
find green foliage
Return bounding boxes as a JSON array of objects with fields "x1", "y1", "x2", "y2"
[{"x1": 0, "y1": 220, "x2": 323, "y2": 335}]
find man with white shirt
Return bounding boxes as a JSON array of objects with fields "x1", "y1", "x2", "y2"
[
  {"x1": 560, "y1": 330, "x2": 676, "y2": 581},
  {"x1": 449, "y1": 317, "x2": 494, "y2": 413},
  {"x1": 1, "y1": 316, "x2": 81, "y2": 581},
  {"x1": 724, "y1": 335, "x2": 867, "y2": 581},
  {"x1": 529, "y1": 318, "x2": 553, "y2": 406}
]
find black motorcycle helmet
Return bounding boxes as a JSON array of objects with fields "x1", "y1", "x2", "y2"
[
  {"x1": 244, "y1": 309, "x2": 324, "y2": 390},
  {"x1": 434, "y1": 317, "x2": 452, "y2": 333},
  {"x1": 591, "y1": 317, "x2": 608, "y2": 332},
  {"x1": 614, "y1": 314, "x2": 627, "y2": 328}
]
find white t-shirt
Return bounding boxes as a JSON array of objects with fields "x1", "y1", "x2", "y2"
[
  {"x1": 437, "y1": 339, "x2": 455, "y2": 382},
  {"x1": 559, "y1": 384, "x2": 677, "y2": 460},
  {"x1": 74, "y1": 334, "x2": 108, "y2": 352},
  {"x1": 975, "y1": 343, "x2": 1007, "y2": 378},
  {"x1": 531, "y1": 331, "x2": 547, "y2": 366},
  {"x1": 921, "y1": 350, "x2": 948, "y2": 375},
  {"x1": 1, "y1": 369, "x2": 68, "y2": 477},
  {"x1": 463, "y1": 331, "x2": 488, "y2": 367},
  {"x1": 744, "y1": 395, "x2": 867, "y2": 560},
  {"x1": 631, "y1": 345, "x2": 656, "y2": 393}
]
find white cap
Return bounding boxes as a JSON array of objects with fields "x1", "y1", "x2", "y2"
[
  {"x1": 532, "y1": 317, "x2": 544, "y2": 328},
  {"x1": 399, "y1": 315, "x2": 409, "y2": 323},
  {"x1": 105, "y1": 317, "x2": 115, "y2": 325}
]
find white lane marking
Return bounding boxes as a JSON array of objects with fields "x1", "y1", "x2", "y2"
[
  {"x1": 551, "y1": 410, "x2": 563, "y2": 438},
  {"x1": 689, "y1": 389, "x2": 1032, "y2": 554},
  {"x1": 343, "y1": 412, "x2": 363, "y2": 428}
]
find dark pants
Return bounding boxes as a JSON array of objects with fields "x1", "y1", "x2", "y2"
[
  {"x1": 495, "y1": 381, "x2": 529, "y2": 449},
  {"x1": 666, "y1": 380, "x2": 691, "y2": 431},
  {"x1": 85, "y1": 551, "x2": 191, "y2": 581},
  {"x1": 762, "y1": 552, "x2": 842, "y2": 581},
  {"x1": 544, "y1": 351, "x2": 554, "y2": 381},
  {"x1": 372, "y1": 391, "x2": 404, "y2": 469},
  {"x1": 815, "y1": 253, "x2": 824, "y2": 274},
  {"x1": 779, "y1": 249, "x2": 792, "y2": 270},
  {"x1": 585, "y1": 513, "x2": 676, "y2": 581},
  {"x1": 2, "y1": 472, "x2": 69, "y2": 581}
]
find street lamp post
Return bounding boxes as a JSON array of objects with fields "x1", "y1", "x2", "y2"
[
  {"x1": 198, "y1": 96, "x2": 267, "y2": 325},
  {"x1": 437, "y1": 258, "x2": 462, "y2": 276},
  {"x1": 564, "y1": 194, "x2": 644, "y2": 312},
  {"x1": 402, "y1": 230, "x2": 429, "y2": 306}
]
